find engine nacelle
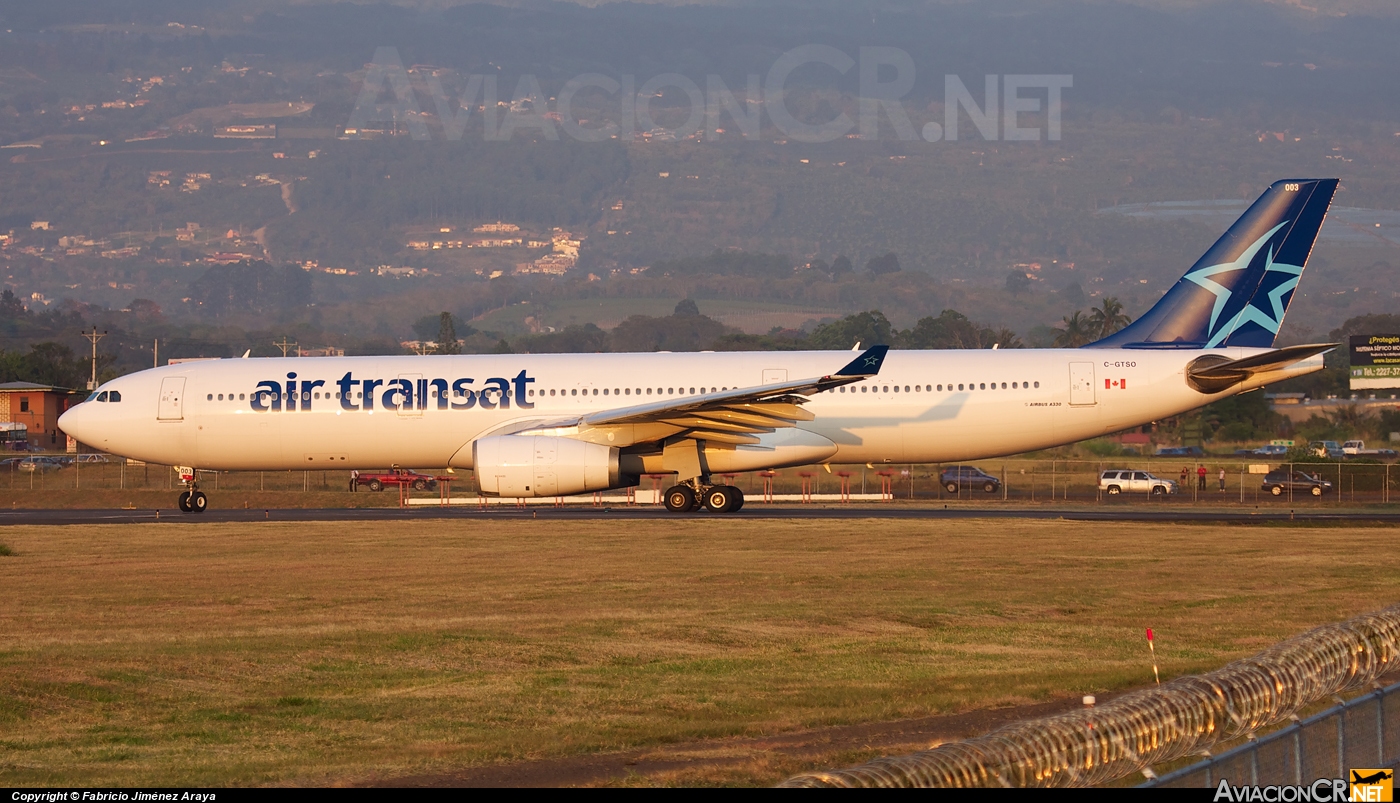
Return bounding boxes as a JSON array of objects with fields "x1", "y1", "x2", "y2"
[{"x1": 472, "y1": 435, "x2": 622, "y2": 497}]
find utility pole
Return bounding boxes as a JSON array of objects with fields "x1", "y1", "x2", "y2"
[
  {"x1": 81, "y1": 327, "x2": 107, "y2": 390},
  {"x1": 273, "y1": 337, "x2": 297, "y2": 357},
  {"x1": 153, "y1": 338, "x2": 158, "y2": 369},
  {"x1": 411, "y1": 342, "x2": 432, "y2": 356}
]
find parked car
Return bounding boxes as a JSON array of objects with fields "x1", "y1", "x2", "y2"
[
  {"x1": 1099, "y1": 469, "x2": 1178, "y2": 495},
  {"x1": 1261, "y1": 470, "x2": 1333, "y2": 497},
  {"x1": 18, "y1": 456, "x2": 65, "y2": 473},
  {"x1": 74, "y1": 453, "x2": 110, "y2": 464},
  {"x1": 939, "y1": 465, "x2": 1001, "y2": 493},
  {"x1": 1156, "y1": 446, "x2": 1206, "y2": 457},
  {"x1": 354, "y1": 468, "x2": 438, "y2": 492},
  {"x1": 1235, "y1": 444, "x2": 1289, "y2": 457},
  {"x1": 1308, "y1": 441, "x2": 1345, "y2": 459}
]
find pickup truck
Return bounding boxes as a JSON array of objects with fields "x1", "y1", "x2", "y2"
[
  {"x1": 353, "y1": 468, "x2": 438, "y2": 492},
  {"x1": 1341, "y1": 440, "x2": 1398, "y2": 459}
]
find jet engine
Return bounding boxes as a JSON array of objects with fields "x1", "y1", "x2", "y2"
[{"x1": 472, "y1": 435, "x2": 622, "y2": 497}]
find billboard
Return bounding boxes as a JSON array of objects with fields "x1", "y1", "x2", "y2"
[{"x1": 1350, "y1": 334, "x2": 1400, "y2": 390}]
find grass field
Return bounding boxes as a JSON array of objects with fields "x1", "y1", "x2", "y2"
[{"x1": 1, "y1": 519, "x2": 1397, "y2": 786}]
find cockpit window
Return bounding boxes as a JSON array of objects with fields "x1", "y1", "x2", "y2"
[
  {"x1": 108, "y1": 390, "x2": 121, "y2": 402},
  {"x1": 86, "y1": 391, "x2": 99, "y2": 402},
  {"x1": 96, "y1": 391, "x2": 108, "y2": 402}
]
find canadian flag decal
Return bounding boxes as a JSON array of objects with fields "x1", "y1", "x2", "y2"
[{"x1": 1106, "y1": 378, "x2": 1127, "y2": 389}]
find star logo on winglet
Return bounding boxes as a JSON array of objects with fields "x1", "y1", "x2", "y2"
[{"x1": 863, "y1": 355, "x2": 881, "y2": 367}]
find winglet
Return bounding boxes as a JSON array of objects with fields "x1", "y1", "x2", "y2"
[{"x1": 831, "y1": 345, "x2": 889, "y2": 378}]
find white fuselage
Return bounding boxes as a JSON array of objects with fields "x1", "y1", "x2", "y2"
[{"x1": 57, "y1": 348, "x2": 1321, "y2": 474}]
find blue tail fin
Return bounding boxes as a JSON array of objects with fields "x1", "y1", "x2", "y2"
[{"x1": 1088, "y1": 178, "x2": 1338, "y2": 349}]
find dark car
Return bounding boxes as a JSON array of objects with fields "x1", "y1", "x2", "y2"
[
  {"x1": 1157, "y1": 446, "x2": 1206, "y2": 457},
  {"x1": 1261, "y1": 470, "x2": 1333, "y2": 497},
  {"x1": 940, "y1": 465, "x2": 1001, "y2": 493},
  {"x1": 354, "y1": 468, "x2": 438, "y2": 492}
]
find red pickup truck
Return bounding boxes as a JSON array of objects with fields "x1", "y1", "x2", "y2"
[{"x1": 353, "y1": 468, "x2": 438, "y2": 492}]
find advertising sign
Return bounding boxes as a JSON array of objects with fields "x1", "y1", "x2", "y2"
[{"x1": 1350, "y1": 335, "x2": 1400, "y2": 390}]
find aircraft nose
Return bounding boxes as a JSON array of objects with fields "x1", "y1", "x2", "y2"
[{"x1": 58, "y1": 403, "x2": 98, "y2": 447}]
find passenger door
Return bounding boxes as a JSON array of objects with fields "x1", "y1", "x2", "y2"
[
  {"x1": 157, "y1": 377, "x2": 185, "y2": 420},
  {"x1": 1069, "y1": 362, "x2": 1096, "y2": 406}
]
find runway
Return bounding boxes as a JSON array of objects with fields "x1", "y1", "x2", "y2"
[{"x1": 2, "y1": 505, "x2": 1400, "y2": 525}]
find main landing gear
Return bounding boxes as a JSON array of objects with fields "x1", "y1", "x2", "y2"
[
  {"x1": 663, "y1": 479, "x2": 744, "y2": 514},
  {"x1": 175, "y1": 467, "x2": 208, "y2": 514}
]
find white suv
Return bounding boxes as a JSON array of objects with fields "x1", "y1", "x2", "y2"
[{"x1": 1099, "y1": 469, "x2": 1178, "y2": 496}]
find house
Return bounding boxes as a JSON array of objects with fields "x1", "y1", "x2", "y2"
[
  {"x1": 30, "y1": 221, "x2": 50, "y2": 231},
  {"x1": 0, "y1": 382, "x2": 79, "y2": 450}
]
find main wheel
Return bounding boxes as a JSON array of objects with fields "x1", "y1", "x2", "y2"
[
  {"x1": 945, "y1": 482, "x2": 958, "y2": 493},
  {"x1": 190, "y1": 491, "x2": 208, "y2": 513},
  {"x1": 177, "y1": 490, "x2": 192, "y2": 512},
  {"x1": 703, "y1": 485, "x2": 740, "y2": 513},
  {"x1": 730, "y1": 487, "x2": 745, "y2": 511},
  {"x1": 368, "y1": 479, "x2": 383, "y2": 492},
  {"x1": 664, "y1": 485, "x2": 697, "y2": 513},
  {"x1": 1107, "y1": 485, "x2": 1121, "y2": 495},
  {"x1": 1270, "y1": 485, "x2": 1283, "y2": 496},
  {"x1": 1311, "y1": 485, "x2": 1323, "y2": 497},
  {"x1": 412, "y1": 479, "x2": 428, "y2": 491}
]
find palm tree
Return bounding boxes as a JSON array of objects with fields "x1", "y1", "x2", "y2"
[
  {"x1": 1054, "y1": 310, "x2": 1092, "y2": 347},
  {"x1": 991, "y1": 327, "x2": 1023, "y2": 349},
  {"x1": 1088, "y1": 296, "x2": 1132, "y2": 340}
]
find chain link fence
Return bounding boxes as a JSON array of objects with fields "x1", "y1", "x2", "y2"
[
  {"x1": 1, "y1": 455, "x2": 1396, "y2": 505},
  {"x1": 779, "y1": 603, "x2": 1400, "y2": 788},
  {"x1": 1145, "y1": 680, "x2": 1400, "y2": 788}
]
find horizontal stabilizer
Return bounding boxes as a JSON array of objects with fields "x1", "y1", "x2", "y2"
[{"x1": 1186, "y1": 343, "x2": 1335, "y2": 393}]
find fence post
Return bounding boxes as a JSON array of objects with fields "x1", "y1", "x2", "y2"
[
  {"x1": 1293, "y1": 728, "x2": 1303, "y2": 785},
  {"x1": 1336, "y1": 712, "x2": 1345, "y2": 780}
]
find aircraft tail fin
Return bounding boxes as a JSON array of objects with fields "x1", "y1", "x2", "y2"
[{"x1": 1088, "y1": 178, "x2": 1338, "y2": 350}]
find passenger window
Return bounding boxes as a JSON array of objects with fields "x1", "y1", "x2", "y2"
[
  {"x1": 1134, "y1": 472, "x2": 1149, "y2": 480},
  {"x1": 1001, "y1": 383, "x2": 1007, "y2": 389},
  {"x1": 1034, "y1": 381, "x2": 1040, "y2": 388},
  {"x1": 207, "y1": 394, "x2": 213, "y2": 401},
  {"x1": 958, "y1": 384, "x2": 964, "y2": 391}
]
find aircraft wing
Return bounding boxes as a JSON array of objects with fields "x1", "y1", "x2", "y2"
[{"x1": 495, "y1": 345, "x2": 888, "y2": 446}]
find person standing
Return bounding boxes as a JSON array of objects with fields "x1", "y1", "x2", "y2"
[
  {"x1": 1218, "y1": 468, "x2": 1226, "y2": 492},
  {"x1": 349, "y1": 469, "x2": 359, "y2": 492},
  {"x1": 1180, "y1": 466, "x2": 1189, "y2": 487},
  {"x1": 1197, "y1": 464, "x2": 1207, "y2": 491}
]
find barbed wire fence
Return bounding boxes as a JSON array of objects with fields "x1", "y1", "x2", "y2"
[{"x1": 779, "y1": 603, "x2": 1400, "y2": 788}]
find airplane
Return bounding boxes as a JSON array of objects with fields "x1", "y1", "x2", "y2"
[{"x1": 58, "y1": 178, "x2": 1340, "y2": 515}]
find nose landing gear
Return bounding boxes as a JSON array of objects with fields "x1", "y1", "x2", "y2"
[{"x1": 175, "y1": 467, "x2": 208, "y2": 514}]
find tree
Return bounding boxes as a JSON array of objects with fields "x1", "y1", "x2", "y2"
[
  {"x1": 1088, "y1": 296, "x2": 1132, "y2": 339},
  {"x1": 1053, "y1": 311, "x2": 1093, "y2": 347},
  {"x1": 904, "y1": 309, "x2": 989, "y2": 349},
  {"x1": 1005, "y1": 270, "x2": 1031, "y2": 296},
  {"x1": 0, "y1": 289, "x2": 24, "y2": 318},
  {"x1": 1059, "y1": 282, "x2": 1085, "y2": 307},
  {"x1": 673, "y1": 298, "x2": 700, "y2": 316},
  {"x1": 829, "y1": 255, "x2": 853, "y2": 278},
  {"x1": 435, "y1": 312, "x2": 461, "y2": 354},
  {"x1": 991, "y1": 327, "x2": 1024, "y2": 348},
  {"x1": 807, "y1": 311, "x2": 895, "y2": 349},
  {"x1": 866, "y1": 252, "x2": 901, "y2": 276}
]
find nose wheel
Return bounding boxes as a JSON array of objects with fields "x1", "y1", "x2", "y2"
[{"x1": 176, "y1": 468, "x2": 209, "y2": 513}]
